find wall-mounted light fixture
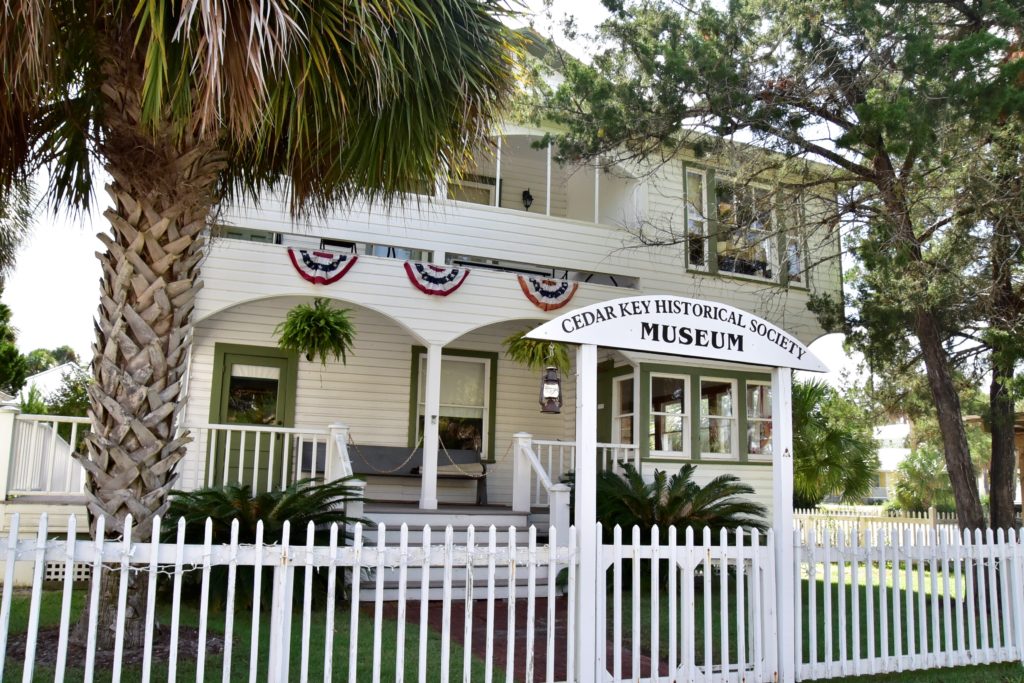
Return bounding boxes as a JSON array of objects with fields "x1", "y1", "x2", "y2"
[
  {"x1": 522, "y1": 188, "x2": 534, "y2": 211},
  {"x1": 540, "y1": 366, "x2": 562, "y2": 413}
]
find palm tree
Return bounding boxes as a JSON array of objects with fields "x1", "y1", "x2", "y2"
[
  {"x1": 1, "y1": 0, "x2": 517, "y2": 647},
  {"x1": 792, "y1": 379, "x2": 879, "y2": 508}
]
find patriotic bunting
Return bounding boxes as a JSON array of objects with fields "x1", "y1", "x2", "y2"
[
  {"x1": 287, "y1": 248, "x2": 358, "y2": 285},
  {"x1": 404, "y1": 262, "x2": 470, "y2": 296},
  {"x1": 517, "y1": 275, "x2": 579, "y2": 311}
]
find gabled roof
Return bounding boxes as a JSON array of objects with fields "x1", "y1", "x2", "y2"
[{"x1": 23, "y1": 362, "x2": 87, "y2": 398}]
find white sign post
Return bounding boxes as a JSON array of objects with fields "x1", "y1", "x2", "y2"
[{"x1": 527, "y1": 295, "x2": 825, "y2": 683}]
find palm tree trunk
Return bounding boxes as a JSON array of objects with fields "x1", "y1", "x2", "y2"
[{"x1": 72, "y1": 48, "x2": 225, "y2": 649}]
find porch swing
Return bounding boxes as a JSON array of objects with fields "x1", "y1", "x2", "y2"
[{"x1": 330, "y1": 432, "x2": 489, "y2": 505}]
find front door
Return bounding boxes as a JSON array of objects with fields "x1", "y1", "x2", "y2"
[{"x1": 210, "y1": 345, "x2": 297, "y2": 492}]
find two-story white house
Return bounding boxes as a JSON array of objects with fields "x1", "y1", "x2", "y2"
[{"x1": 0, "y1": 121, "x2": 840, "y2": 543}]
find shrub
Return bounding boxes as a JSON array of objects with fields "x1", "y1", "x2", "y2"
[
  {"x1": 164, "y1": 477, "x2": 367, "y2": 607},
  {"x1": 595, "y1": 463, "x2": 767, "y2": 543}
]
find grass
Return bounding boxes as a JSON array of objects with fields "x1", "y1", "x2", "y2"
[
  {"x1": 809, "y1": 663, "x2": 1024, "y2": 683},
  {"x1": 1, "y1": 587, "x2": 500, "y2": 683},
  {"x1": 608, "y1": 564, "x2": 1022, "y2": 683}
]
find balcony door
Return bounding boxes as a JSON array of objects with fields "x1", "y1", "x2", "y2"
[{"x1": 210, "y1": 344, "x2": 297, "y2": 492}]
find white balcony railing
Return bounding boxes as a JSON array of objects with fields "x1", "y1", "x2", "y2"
[{"x1": 5, "y1": 413, "x2": 90, "y2": 497}]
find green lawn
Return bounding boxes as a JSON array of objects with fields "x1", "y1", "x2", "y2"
[
  {"x1": 609, "y1": 568, "x2": 1021, "y2": 682},
  {"x1": 808, "y1": 663, "x2": 1024, "y2": 683},
  {"x1": 1, "y1": 588, "x2": 499, "y2": 682}
]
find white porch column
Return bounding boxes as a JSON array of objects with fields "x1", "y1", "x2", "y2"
[
  {"x1": 771, "y1": 367, "x2": 795, "y2": 683},
  {"x1": 494, "y1": 136, "x2": 502, "y2": 208},
  {"x1": 419, "y1": 344, "x2": 443, "y2": 510},
  {"x1": 575, "y1": 343, "x2": 599, "y2": 682},
  {"x1": 545, "y1": 142, "x2": 552, "y2": 216},
  {"x1": 0, "y1": 402, "x2": 19, "y2": 502}
]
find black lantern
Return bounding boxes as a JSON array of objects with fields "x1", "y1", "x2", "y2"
[
  {"x1": 522, "y1": 188, "x2": 534, "y2": 211},
  {"x1": 540, "y1": 366, "x2": 562, "y2": 413}
]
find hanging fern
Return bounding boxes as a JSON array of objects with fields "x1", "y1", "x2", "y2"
[
  {"x1": 502, "y1": 329, "x2": 571, "y2": 373},
  {"x1": 275, "y1": 298, "x2": 356, "y2": 365}
]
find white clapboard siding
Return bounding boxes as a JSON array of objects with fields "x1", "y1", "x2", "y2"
[
  {"x1": 795, "y1": 524, "x2": 1024, "y2": 680},
  {"x1": 210, "y1": 195, "x2": 832, "y2": 345},
  {"x1": 181, "y1": 302, "x2": 577, "y2": 504}
]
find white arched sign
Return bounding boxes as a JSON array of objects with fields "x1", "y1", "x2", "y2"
[
  {"x1": 526, "y1": 294, "x2": 827, "y2": 372},
  {"x1": 529, "y1": 295, "x2": 825, "y2": 683}
]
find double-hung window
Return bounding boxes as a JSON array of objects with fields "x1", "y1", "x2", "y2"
[
  {"x1": 613, "y1": 376, "x2": 635, "y2": 445},
  {"x1": 716, "y1": 181, "x2": 775, "y2": 280},
  {"x1": 416, "y1": 355, "x2": 489, "y2": 456},
  {"x1": 746, "y1": 382, "x2": 773, "y2": 460},
  {"x1": 700, "y1": 378, "x2": 736, "y2": 459},
  {"x1": 780, "y1": 194, "x2": 805, "y2": 285},
  {"x1": 649, "y1": 375, "x2": 688, "y2": 457},
  {"x1": 685, "y1": 169, "x2": 709, "y2": 270}
]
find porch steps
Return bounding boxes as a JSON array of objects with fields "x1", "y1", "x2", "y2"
[{"x1": 357, "y1": 505, "x2": 558, "y2": 600}]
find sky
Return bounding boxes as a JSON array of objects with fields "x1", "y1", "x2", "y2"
[{"x1": 3, "y1": 0, "x2": 862, "y2": 386}]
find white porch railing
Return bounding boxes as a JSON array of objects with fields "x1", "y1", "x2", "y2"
[
  {"x1": 184, "y1": 423, "x2": 338, "y2": 493},
  {"x1": 3, "y1": 413, "x2": 90, "y2": 498},
  {"x1": 512, "y1": 434, "x2": 572, "y2": 545},
  {"x1": 522, "y1": 439, "x2": 640, "y2": 508}
]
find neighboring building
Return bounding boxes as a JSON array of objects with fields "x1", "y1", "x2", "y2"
[
  {"x1": 869, "y1": 422, "x2": 911, "y2": 502},
  {"x1": 20, "y1": 362, "x2": 86, "y2": 402}
]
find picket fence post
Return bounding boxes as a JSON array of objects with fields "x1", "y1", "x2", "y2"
[{"x1": 771, "y1": 367, "x2": 796, "y2": 683}]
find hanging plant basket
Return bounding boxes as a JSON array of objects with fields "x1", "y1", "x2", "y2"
[
  {"x1": 502, "y1": 330, "x2": 571, "y2": 374},
  {"x1": 275, "y1": 298, "x2": 356, "y2": 365}
]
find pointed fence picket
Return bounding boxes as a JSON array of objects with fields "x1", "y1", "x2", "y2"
[
  {"x1": 0, "y1": 513, "x2": 1021, "y2": 683},
  {"x1": 795, "y1": 523, "x2": 1024, "y2": 680},
  {"x1": 0, "y1": 513, "x2": 577, "y2": 683}
]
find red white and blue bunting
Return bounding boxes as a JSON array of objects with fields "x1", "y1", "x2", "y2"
[
  {"x1": 517, "y1": 275, "x2": 579, "y2": 311},
  {"x1": 287, "y1": 248, "x2": 358, "y2": 285},
  {"x1": 404, "y1": 262, "x2": 470, "y2": 296}
]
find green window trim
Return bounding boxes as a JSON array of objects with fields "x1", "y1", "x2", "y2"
[
  {"x1": 209, "y1": 343, "x2": 298, "y2": 426},
  {"x1": 407, "y1": 346, "x2": 499, "y2": 462},
  {"x1": 637, "y1": 362, "x2": 772, "y2": 465},
  {"x1": 597, "y1": 361, "x2": 636, "y2": 443},
  {"x1": 683, "y1": 162, "x2": 813, "y2": 289}
]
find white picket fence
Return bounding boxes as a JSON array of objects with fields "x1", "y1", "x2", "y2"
[
  {"x1": 795, "y1": 525, "x2": 1024, "y2": 680},
  {"x1": 1, "y1": 512, "x2": 1022, "y2": 682}
]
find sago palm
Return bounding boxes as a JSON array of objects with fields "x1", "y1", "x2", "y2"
[
  {"x1": 165, "y1": 478, "x2": 367, "y2": 608},
  {"x1": 1, "y1": 0, "x2": 517, "y2": 647},
  {"x1": 595, "y1": 463, "x2": 767, "y2": 543}
]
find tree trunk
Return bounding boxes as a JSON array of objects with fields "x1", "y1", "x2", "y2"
[
  {"x1": 915, "y1": 311, "x2": 986, "y2": 530},
  {"x1": 871, "y1": 157, "x2": 985, "y2": 532},
  {"x1": 989, "y1": 353, "x2": 1017, "y2": 532},
  {"x1": 73, "y1": 42, "x2": 225, "y2": 648}
]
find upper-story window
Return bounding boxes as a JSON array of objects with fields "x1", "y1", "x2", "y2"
[
  {"x1": 685, "y1": 169, "x2": 709, "y2": 270},
  {"x1": 448, "y1": 175, "x2": 497, "y2": 206},
  {"x1": 780, "y1": 194, "x2": 805, "y2": 286},
  {"x1": 716, "y1": 181, "x2": 775, "y2": 280}
]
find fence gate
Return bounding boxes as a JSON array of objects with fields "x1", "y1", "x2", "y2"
[{"x1": 597, "y1": 525, "x2": 779, "y2": 683}]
